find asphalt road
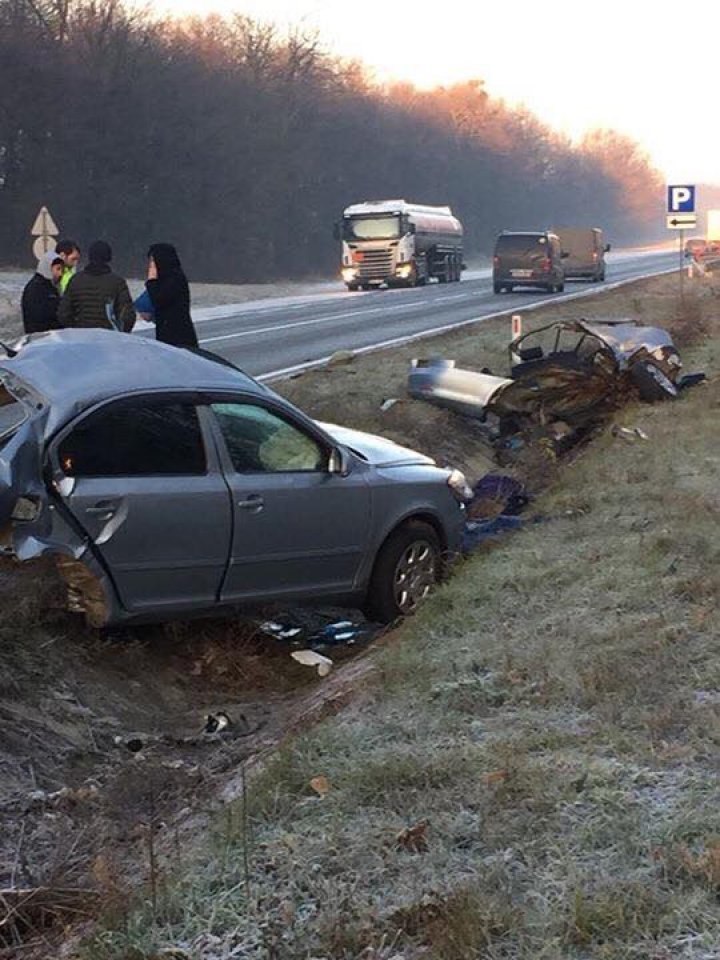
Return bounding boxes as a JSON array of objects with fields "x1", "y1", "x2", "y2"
[{"x1": 193, "y1": 249, "x2": 678, "y2": 378}]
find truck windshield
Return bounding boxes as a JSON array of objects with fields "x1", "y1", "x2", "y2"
[{"x1": 344, "y1": 216, "x2": 401, "y2": 240}]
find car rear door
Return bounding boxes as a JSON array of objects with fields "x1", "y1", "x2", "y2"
[
  {"x1": 206, "y1": 397, "x2": 371, "y2": 601},
  {"x1": 51, "y1": 394, "x2": 232, "y2": 615}
]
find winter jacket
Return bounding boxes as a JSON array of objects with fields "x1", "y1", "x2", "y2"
[
  {"x1": 145, "y1": 244, "x2": 197, "y2": 349},
  {"x1": 21, "y1": 253, "x2": 61, "y2": 334},
  {"x1": 58, "y1": 264, "x2": 136, "y2": 332}
]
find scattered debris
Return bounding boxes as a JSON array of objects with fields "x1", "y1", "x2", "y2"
[
  {"x1": 204, "y1": 711, "x2": 231, "y2": 734},
  {"x1": 395, "y1": 819, "x2": 429, "y2": 853},
  {"x1": 309, "y1": 775, "x2": 330, "y2": 797},
  {"x1": 261, "y1": 614, "x2": 375, "y2": 649},
  {"x1": 325, "y1": 349, "x2": 356, "y2": 368},
  {"x1": 408, "y1": 319, "x2": 704, "y2": 455},
  {"x1": 611, "y1": 424, "x2": 649, "y2": 441},
  {"x1": 380, "y1": 398, "x2": 400, "y2": 411},
  {"x1": 291, "y1": 649, "x2": 333, "y2": 677}
]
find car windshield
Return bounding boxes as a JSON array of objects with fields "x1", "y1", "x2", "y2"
[
  {"x1": 496, "y1": 235, "x2": 547, "y2": 256},
  {"x1": 344, "y1": 215, "x2": 401, "y2": 240},
  {"x1": 0, "y1": 385, "x2": 27, "y2": 447}
]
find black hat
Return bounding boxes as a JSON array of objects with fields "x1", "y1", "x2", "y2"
[{"x1": 88, "y1": 240, "x2": 112, "y2": 264}]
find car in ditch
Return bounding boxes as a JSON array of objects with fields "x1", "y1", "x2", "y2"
[{"x1": 0, "y1": 330, "x2": 468, "y2": 627}]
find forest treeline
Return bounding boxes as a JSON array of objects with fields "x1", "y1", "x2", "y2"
[{"x1": 0, "y1": 0, "x2": 664, "y2": 281}]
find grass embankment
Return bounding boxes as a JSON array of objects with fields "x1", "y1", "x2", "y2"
[{"x1": 85, "y1": 273, "x2": 719, "y2": 958}]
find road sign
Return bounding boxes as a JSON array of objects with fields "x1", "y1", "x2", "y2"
[
  {"x1": 666, "y1": 214, "x2": 697, "y2": 230},
  {"x1": 667, "y1": 185, "x2": 695, "y2": 214},
  {"x1": 32, "y1": 235, "x2": 56, "y2": 259},
  {"x1": 31, "y1": 206, "x2": 59, "y2": 236}
]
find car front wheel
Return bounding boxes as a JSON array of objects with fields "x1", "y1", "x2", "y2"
[{"x1": 364, "y1": 521, "x2": 441, "y2": 623}]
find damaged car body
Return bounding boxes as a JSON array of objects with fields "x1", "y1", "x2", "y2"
[
  {"x1": 408, "y1": 319, "x2": 688, "y2": 432},
  {"x1": 0, "y1": 331, "x2": 468, "y2": 627}
]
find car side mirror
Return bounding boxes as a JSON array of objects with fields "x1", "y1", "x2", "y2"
[
  {"x1": 604, "y1": 243, "x2": 611, "y2": 253},
  {"x1": 328, "y1": 446, "x2": 350, "y2": 476}
]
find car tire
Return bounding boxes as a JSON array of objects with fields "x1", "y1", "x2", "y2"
[{"x1": 363, "y1": 521, "x2": 441, "y2": 623}]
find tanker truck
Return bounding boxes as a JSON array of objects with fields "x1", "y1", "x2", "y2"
[{"x1": 336, "y1": 200, "x2": 464, "y2": 290}]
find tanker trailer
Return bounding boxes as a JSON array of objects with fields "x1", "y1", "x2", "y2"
[{"x1": 336, "y1": 200, "x2": 464, "y2": 290}]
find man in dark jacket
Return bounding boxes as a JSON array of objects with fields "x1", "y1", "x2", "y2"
[
  {"x1": 145, "y1": 243, "x2": 198, "y2": 349},
  {"x1": 21, "y1": 251, "x2": 64, "y2": 334},
  {"x1": 58, "y1": 240, "x2": 136, "y2": 332}
]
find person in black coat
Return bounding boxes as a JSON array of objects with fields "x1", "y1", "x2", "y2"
[
  {"x1": 21, "y1": 251, "x2": 65, "y2": 334},
  {"x1": 145, "y1": 243, "x2": 198, "y2": 349}
]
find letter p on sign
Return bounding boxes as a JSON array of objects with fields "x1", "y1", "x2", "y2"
[{"x1": 668, "y1": 184, "x2": 695, "y2": 213}]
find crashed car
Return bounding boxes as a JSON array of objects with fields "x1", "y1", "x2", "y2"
[
  {"x1": 0, "y1": 330, "x2": 468, "y2": 627},
  {"x1": 408, "y1": 319, "x2": 685, "y2": 427}
]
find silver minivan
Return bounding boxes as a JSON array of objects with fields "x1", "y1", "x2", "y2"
[{"x1": 0, "y1": 330, "x2": 467, "y2": 627}]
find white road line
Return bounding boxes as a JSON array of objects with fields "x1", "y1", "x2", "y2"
[{"x1": 257, "y1": 266, "x2": 678, "y2": 382}]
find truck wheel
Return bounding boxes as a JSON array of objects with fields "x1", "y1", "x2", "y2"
[
  {"x1": 493, "y1": 282, "x2": 502, "y2": 294},
  {"x1": 363, "y1": 521, "x2": 441, "y2": 623},
  {"x1": 558, "y1": 281, "x2": 565, "y2": 292},
  {"x1": 346, "y1": 283, "x2": 359, "y2": 292}
]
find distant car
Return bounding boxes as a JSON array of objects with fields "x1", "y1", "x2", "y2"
[
  {"x1": 0, "y1": 331, "x2": 467, "y2": 627},
  {"x1": 493, "y1": 230, "x2": 566, "y2": 294}
]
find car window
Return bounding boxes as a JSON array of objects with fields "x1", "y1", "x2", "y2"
[
  {"x1": 212, "y1": 403, "x2": 326, "y2": 473},
  {"x1": 0, "y1": 386, "x2": 28, "y2": 448},
  {"x1": 495, "y1": 235, "x2": 546, "y2": 256},
  {"x1": 58, "y1": 400, "x2": 206, "y2": 477}
]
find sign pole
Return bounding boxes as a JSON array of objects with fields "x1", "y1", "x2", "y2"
[{"x1": 679, "y1": 228, "x2": 684, "y2": 303}]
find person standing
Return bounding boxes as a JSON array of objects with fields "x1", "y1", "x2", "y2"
[
  {"x1": 144, "y1": 243, "x2": 198, "y2": 349},
  {"x1": 21, "y1": 251, "x2": 65, "y2": 334},
  {"x1": 55, "y1": 238, "x2": 81, "y2": 294},
  {"x1": 58, "y1": 240, "x2": 135, "y2": 332}
]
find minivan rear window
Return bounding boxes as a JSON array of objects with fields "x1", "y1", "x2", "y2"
[
  {"x1": 0, "y1": 386, "x2": 27, "y2": 447},
  {"x1": 495, "y1": 235, "x2": 547, "y2": 254}
]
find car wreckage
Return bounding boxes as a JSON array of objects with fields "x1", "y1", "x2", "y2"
[
  {"x1": 0, "y1": 330, "x2": 469, "y2": 627},
  {"x1": 408, "y1": 319, "x2": 699, "y2": 432}
]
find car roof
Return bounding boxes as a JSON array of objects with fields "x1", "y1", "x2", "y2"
[{"x1": 0, "y1": 329, "x2": 266, "y2": 431}]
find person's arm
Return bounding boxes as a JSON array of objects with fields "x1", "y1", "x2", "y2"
[
  {"x1": 115, "y1": 280, "x2": 136, "y2": 333},
  {"x1": 145, "y1": 275, "x2": 179, "y2": 310}
]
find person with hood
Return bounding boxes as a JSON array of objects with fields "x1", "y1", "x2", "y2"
[
  {"x1": 58, "y1": 240, "x2": 135, "y2": 332},
  {"x1": 21, "y1": 251, "x2": 65, "y2": 334},
  {"x1": 144, "y1": 243, "x2": 198, "y2": 349}
]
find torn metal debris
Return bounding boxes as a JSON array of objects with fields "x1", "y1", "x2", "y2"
[{"x1": 408, "y1": 319, "x2": 697, "y2": 432}]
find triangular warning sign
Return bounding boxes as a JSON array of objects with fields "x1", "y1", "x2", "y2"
[{"x1": 31, "y1": 206, "x2": 59, "y2": 236}]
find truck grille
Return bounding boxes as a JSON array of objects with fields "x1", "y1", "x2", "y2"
[{"x1": 357, "y1": 249, "x2": 393, "y2": 279}]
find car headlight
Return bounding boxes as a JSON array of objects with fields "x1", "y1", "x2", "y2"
[
  {"x1": 447, "y1": 468, "x2": 473, "y2": 502},
  {"x1": 342, "y1": 267, "x2": 358, "y2": 283}
]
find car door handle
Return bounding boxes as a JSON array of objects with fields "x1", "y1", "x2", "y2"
[
  {"x1": 85, "y1": 501, "x2": 118, "y2": 516},
  {"x1": 237, "y1": 495, "x2": 264, "y2": 511}
]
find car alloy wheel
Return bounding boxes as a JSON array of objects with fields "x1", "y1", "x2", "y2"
[{"x1": 392, "y1": 538, "x2": 438, "y2": 614}]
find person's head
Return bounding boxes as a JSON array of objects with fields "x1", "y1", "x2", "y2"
[
  {"x1": 37, "y1": 251, "x2": 65, "y2": 283},
  {"x1": 88, "y1": 240, "x2": 112, "y2": 266},
  {"x1": 147, "y1": 243, "x2": 182, "y2": 276},
  {"x1": 55, "y1": 238, "x2": 81, "y2": 268}
]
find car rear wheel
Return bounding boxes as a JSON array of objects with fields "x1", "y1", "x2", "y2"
[{"x1": 364, "y1": 521, "x2": 441, "y2": 623}]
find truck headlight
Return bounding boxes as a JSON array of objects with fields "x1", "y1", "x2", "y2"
[
  {"x1": 342, "y1": 267, "x2": 358, "y2": 283},
  {"x1": 396, "y1": 264, "x2": 413, "y2": 279},
  {"x1": 447, "y1": 469, "x2": 473, "y2": 503}
]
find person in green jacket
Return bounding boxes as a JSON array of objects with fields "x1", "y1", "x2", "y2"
[
  {"x1": 58, "y1": 240, "x2": 136, "y2": 332},
  {"x1": 55, "y1": 238, "x2": 81, "y2": 294}
]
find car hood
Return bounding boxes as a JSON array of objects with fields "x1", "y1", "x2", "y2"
[{"x1": 317, "y1": 422, "x2": 435, "y2": 467}]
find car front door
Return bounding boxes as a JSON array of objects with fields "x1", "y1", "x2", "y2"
[
  {"x1": 51, "y1": 395, "x2": 232, "y2": 615},
  {"x1": 208, "y1": 398, "x2": 371, "y2": 602}
]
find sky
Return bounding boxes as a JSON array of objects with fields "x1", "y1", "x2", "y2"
[{"x1": 157, "y1": 0, "x2": 719, "y2": 187}]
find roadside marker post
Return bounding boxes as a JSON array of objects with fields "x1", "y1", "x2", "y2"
[
  {"x1": 511, "y1": 314, "x2": 522, "y2": 339},
  {"x1": 666, "y1": 185, "x2": 697, "y2": 303}
]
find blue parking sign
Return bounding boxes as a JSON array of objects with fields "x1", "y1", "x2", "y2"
[{"x1": 667, "y1": 184, "x2": 695, "y2": 213}]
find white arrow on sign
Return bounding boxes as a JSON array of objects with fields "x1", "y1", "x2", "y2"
[
  {"x1": 30, "y1": 206, "x2": 59, "y2": 237},
  {"x1": 666, "y1": 214, "x2": 697, "y2": 230}
]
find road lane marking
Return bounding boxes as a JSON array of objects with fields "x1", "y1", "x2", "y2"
[{"x1": 256, "y1": 266, "x2": 678, "y2": 382}]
